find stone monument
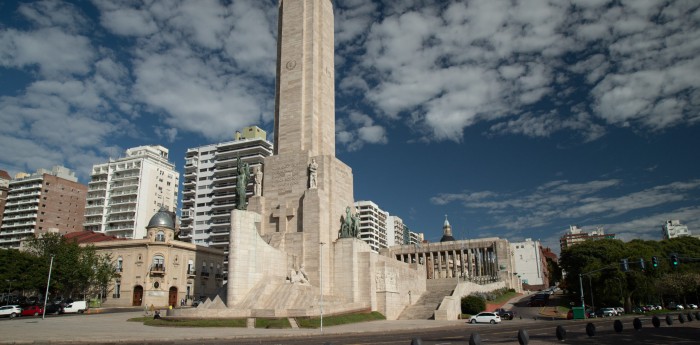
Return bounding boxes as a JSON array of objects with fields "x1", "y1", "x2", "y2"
[{"x1": 174, "y1": 0, "x2": 426, "y2": 320}]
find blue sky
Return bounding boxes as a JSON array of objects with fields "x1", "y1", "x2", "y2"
[{"x1": 1, "y1": 0, "x2": 699, "y2": 253}]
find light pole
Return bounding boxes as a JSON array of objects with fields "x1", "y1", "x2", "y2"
[
  {"x1": 578, "y1": 274, "x2": 585, "y2": 308},
  {"x1": 42, "y1": 255, "x2": 55, "y2": 320},
  {"x1": 319, "y1": 241, "x2": 325, "y2": 334},
  {"x1": 588, "y1": 275, "x2": 595, "y2": 312}
]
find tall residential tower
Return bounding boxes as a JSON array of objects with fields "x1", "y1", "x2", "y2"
[{"x1": 83, "y1": 145, "x2": 179, "y2": 239}]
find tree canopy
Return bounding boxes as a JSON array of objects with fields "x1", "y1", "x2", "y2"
[
  {"x1": 0, "y1": 233, "x2": 115, "y2": 300},
  {"x1": 559, "y1": 236, "x2": 700, "y2": 310}
]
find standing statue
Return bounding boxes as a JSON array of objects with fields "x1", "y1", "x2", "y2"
[
  {"x1": 236, "y1": 155, "x2": 250, "y2": 210},
  {"x1": 339, "y1": 206, "x2": 359, "y2": 238},
  {"x1": 253, "y1": 166, "x2": 263, "y2": 196},
  {"x1": 308, "y1": 158, "x2": 318, "y2": 189}
]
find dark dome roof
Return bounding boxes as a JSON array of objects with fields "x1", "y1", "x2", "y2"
[
  {"x1": 440, "y1": 234, "x2": 456, "y2": 242},
  {"x1": 147, "y1": 207, "x2": 175, "y2": 230}
]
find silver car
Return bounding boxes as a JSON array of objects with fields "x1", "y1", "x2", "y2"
[{"x1": 469, "y1": 312, "x2": 502, "y2": 324}]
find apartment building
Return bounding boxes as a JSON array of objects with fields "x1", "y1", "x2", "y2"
[
  {"x1": 386, "y1": 215, "x2": 405, "y2": 246},
  {"x1": 83, "y1": 145, "x2": 179, "y2": 239},
  {"x1": 179, "y1": 126, "x2": 273, "y2": 264},
  {"x1": 559, "y1": 225, "x2": 615, "y2": 251},
  {"x1": 0, "y1": 166, "x2": 87, "y2": 249},
  {"x1": 354, "y1": 200, "x2": 388, "y2": 252},
  {"x1": 510, "y1": 238, "x2": 549, "y2": 290},
  {"x1": 0, "y1": 170, "x2": 10, "y2": 229},
  {"x1": 662, "y1": 220, "x2": 692, "y2": 239}
]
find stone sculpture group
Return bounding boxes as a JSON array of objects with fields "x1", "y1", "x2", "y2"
[{"x1": 339, "y1": 206, "x2": 360, "y2": 238}]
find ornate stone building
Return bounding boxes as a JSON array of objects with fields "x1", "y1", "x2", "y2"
[{"x1": 89, "y1": 208, "x2": 225, "y2": 308}]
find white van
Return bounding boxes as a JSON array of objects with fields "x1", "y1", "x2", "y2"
[{"x1": 63, "y1": 301, "x2": 88, "y2": 314}]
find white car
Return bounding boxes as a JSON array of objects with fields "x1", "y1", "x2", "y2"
[
  {"x1": 687, "y1": 304, "x2": 698, "y2": 309},
  {"x1": 469, "y1": 312, "x2": 502, "y2": 324},
  {"x1": 63, "y1": 301, "x2": 88, "y2": 314},
  {"x1": 0, "y1": 305, "x2": 22, "y2": 318}
]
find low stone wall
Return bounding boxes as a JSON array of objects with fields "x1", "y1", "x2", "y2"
[{"x1": 433, "y1": 280, "x2": 506, "y2": 320}]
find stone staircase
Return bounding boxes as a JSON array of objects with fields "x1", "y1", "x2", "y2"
[{"x1": 398, "y1": 279, "x2": 458, "y2": 320}]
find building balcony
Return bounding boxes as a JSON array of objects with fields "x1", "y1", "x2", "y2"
[
  {"x1": 9, "y1": 183, "x2": 42, "y2": 192},
  {"x1": 2, "y1": 220, "x2": 36, "y2": 229},
  {"x1": 105, "y1": 225, "x2": 134, "y2": 232},
  {"x1": 215, "y1": 273, "x2": 224, "y2": 280},
  {"x1": 7, "y1": 190, "x2": 41, "y2": 200},
  {"x1": 200, "y1": 271, "x2": 210, "y2": 278},
  {"x1": 187, "y1": 270, "x2": 196, "y2": 277},
  {"x1": 4, "y1": 199, "x2": 39, "y2": 207},
  {"x1": 149, "y1": 264, "x2": 165, "y2": 275},
  {"x1": 83, "y1": 218, "x2": 102, "y2": 226},
  {"x1": 109, "y1": 198, "x2": 137, "y2": 206},
  {"x1": 111, "y1": 173, "x2": 140, "y2": 181},
  {"x1": 2, "y1": 213, "x2": 36, "y2": 221},
  {"x1": 107, "y1": 208, "x2": 136, "y2": 216},
  {"x1": 3, "y1": 205, "x2": 38, "y2": 215}
]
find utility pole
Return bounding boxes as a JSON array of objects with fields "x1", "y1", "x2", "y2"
[{"x1": 42, "y1": 255, "x2": 55, "y2": 320}]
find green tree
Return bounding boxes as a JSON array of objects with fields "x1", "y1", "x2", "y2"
[{"x1": 461, "y1": 295, "x2": 486, "y2": 315}]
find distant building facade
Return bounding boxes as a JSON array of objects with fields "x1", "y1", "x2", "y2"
[
  {"x1": 85, "y1": 208, "x2": 225, "y2": 308},
  {"x1": 510, "y1": 238, "x2": 549, "y2": 290},
  {"x1": 662, "y1": 220, "x2": 692, "y2": 239},
  {"x1": 560, "y1": 225, "x2": 615, "y2": 252},
  {"x1": 179, "y1": 126, "x2": 273, "y2": 271},
  {"x1": 0, "y1": 170, "x2": 10, "y2": 229},
  {"x1": 386, "y1": 215, "x2": 405, "y2": 246},
  {"x1": 355, "y1": 200, "x2": 388, "y2": 252},
  {"x1": 83, "y1": 145, "x2": 179, "y2": 239},
  {"x1": 0, "y1": 166, "x2": 86, "y2": 249}
]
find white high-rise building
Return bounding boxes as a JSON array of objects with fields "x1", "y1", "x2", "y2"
[
  {"x1": 386, "y1": 215, "x2": 405, "y2": 246},
  {"x1": 179, "y1": 127, "x2": 273, "y2": 262},
  {"x1": 83, "y1": 145, "x2": 179, "y2": 239},
  {"x1": 662, "y1": 220, "x2": 691, "y2": 239},
  {"x1": 354, "y1": 200, "x2": 388, "y2": 252}
]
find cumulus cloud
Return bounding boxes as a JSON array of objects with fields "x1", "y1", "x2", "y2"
[
  {"x1": 336, "y1": 111, "x2": 388, "y2": 151},
  {"x1": 431, "y1": 179, "x2": 700, "y2": 233},
  {"x1": 334, "y1": 0, "x2": 700, "y2": 142}
]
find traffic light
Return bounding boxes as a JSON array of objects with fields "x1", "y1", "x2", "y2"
[
  {"x1": 651, "y1": 256, "x2": 659, "y2": 268},
  {"x1": 621, "y1": 258, "x2": 629, "y2": 272},
  {"x1": 639, "y1": 258, "x2": 645, "y2": 271},
  {"x1": 670, "y1": 254, "x2": 679, "y2": 268}
]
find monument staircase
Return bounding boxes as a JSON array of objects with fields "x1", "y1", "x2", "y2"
[{"x1": 397, "y1": 279, "x2": 458, "y2": 320}]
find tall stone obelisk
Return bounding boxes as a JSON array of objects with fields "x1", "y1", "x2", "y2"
[{"x1": 247, "y1": 0, "x2": 354, "y2": 295}]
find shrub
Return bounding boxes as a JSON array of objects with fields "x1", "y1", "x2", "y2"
[{"x1": 461, "y1": 295, "x2": 486, "y2": 315}]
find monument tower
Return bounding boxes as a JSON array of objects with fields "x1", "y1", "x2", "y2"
[
  {"x1": 216, "y1": 0, "x2": 425, "y2": 319},
  {"x1": 243, "y1": 0, "x2": 354, "y2": 295}
]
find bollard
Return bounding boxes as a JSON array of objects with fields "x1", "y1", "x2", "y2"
[
  {"x1": 633, "y1": 317, "x2": 642, "y2": 330},
  {"x1": 687, "y1": 312, "x2": 694, "y2": 321},
  {"x1": 679, "y1": 313, "x2": 686, "y2": 324},
  {"x1": 613, "y1": 319, "x2": 623, "y2": 333},
  {"x1": 586, "y1": 322, "x2": 596, "y2": 337},
  {"x1": 666, "y1": 315, "x2": 673, "y2": 326},
  {"x1": 410, "y1": 338, "x2": 423, "y2": 345},
  {"x1": 556, "y1": 325, "x2": 566, "y2": 341},
  {"x1": 652, "y1": 315, "x2": 661, "y2": 328},
  {"x1": 469, "y1": 332, "x2": 481, "y2": 345},
  {"x1": 517, "y1": 329, "x2": 529, "y2": 345}
]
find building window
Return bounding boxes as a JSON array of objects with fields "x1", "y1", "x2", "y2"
[
  {"x1": 156, "y1": 231, "x2": 165, "y2": 242},
  {"x1": 152, "y1": 255, "x2": 165, "y2": 272},
  {"x1": 116, "y1": 257, "x2": 123, "y2": 272}
]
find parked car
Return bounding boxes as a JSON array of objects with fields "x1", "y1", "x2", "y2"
[
  {"x1": 596, "y1": 308, "x2": 616, "y2": 317},
  {"x1": 493, "y1": 308, "x2": 514, "y2": 320},
  {"x1": 469, "y1": 312, "x2": 502, "y2": 324},
  {"x1": 0, "y1": 305, "x2": 22, "y2": 318},
  {"x1": 615, "y1": 307, "x2": 624, "y2": 315},
  {"x1": 586, "y1": 309, "x2": 596, "y2": 318},
  {"x1": 20, "y1": 305, "x2": 43, "y2": 317},
  {"x1": 687, "y1": 304, "x2": 698, "y2": 309},
  {"x1": 44, "y1": 303, "x2": 64, "y2": 315},
  {"x1": 63, "y1": 301, "x2": 88, "y2": 314}
]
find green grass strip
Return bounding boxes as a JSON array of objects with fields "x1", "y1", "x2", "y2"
[
  {"x1": 255, "y1": 318, "x2": 291, "y2": 329},
  {"x1": 296, "y1": 312, "x2": 385, "y2": 328}
]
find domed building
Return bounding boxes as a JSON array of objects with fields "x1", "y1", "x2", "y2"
[{"x1": 87, "y1": 207, "x2": 225, "y2": 308}]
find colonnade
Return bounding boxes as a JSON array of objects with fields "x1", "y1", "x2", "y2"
[{"x1": 394, "y1": 245, "x2": 500, "y2": 283}]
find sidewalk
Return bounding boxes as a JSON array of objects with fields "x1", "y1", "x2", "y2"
[{"x1": 0, "y1": 311, "x2": 467, "y2": 344}]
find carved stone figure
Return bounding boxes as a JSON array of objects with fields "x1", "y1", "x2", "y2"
[
  {"x1": 289, "y1": 265, "x2": 310, "y2": 284},
  {"x1": 236, "y1": 156, "x2": 250, "y2": 210},
  {"x1": 253, "y1": 166, "x2": 263, "y2": 196},
  {"x1": 308, "y1": 158, "x2": 318, "y2": 189},
  {"x1": 339, "y1": 206, "x2": 360, "y2": 238}
]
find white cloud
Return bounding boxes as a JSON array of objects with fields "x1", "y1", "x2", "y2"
[
  {"x1": 336, "y1": 110, "x2": 388, "y2": 151},
  {"x1": 335, "y1": 0, "x2": 700, "y2": 143},
  {"x1": 432, "y1": 179, "x2": 700, "y2": 231}
]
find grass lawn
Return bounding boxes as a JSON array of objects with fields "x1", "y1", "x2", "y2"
[
  {"x1": 488, "y1": 291, "x2": 520, "y2": 304},
  {"x1": 296, "y1": 312, "x2": 385, "y2": 328},
  {"x1": 128, "y1": 317, "x2": 247, "y2": 327},
  {"x1": 255, "y1": 318, "x2": 291, "y2": 329}
]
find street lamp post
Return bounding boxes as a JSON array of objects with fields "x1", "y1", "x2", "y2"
[
  {"x1": 578, "y1": 274, "x2": 585, "y2": 308},
  {"x1": 319, "y1": 242, "x2": 325, "y2": 334},
  {"x1": 42, "y1": 255, "x2": 55, "y2": 320},
  {"x1": 588, "y1": 275, "x2": 595, "y2": 312}
]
